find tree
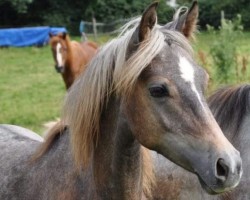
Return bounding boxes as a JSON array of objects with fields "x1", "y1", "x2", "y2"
[
  {"x1": 85, "y1": 0, "x2": 173, "y2": 24},
  {"x1": 0, "y1": 0, "x2": 33, "y2": 13},
  {"x1": 198, "y1": 0, "x2": 250, "y2": 30}
]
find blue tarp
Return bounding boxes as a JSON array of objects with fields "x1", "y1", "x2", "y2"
[{"x1": 0, "y1": 26, "x2": 67, "y2": 47}]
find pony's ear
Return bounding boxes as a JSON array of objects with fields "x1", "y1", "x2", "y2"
[
  {"x1": 49, "y1": 32, "x2": 53, "y2": 38},
  {"x1": 139, "y1": 2, "x2": 158, "y2": 42},
  {"x1": 176, "y1": 1, "x2": 198, "y2": 39},
  {"x1": 62, "y1": 32, "x2": 67, "y2": 39}
]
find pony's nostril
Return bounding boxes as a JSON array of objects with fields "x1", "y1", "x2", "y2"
[{"x1": 216, "y1": 158, "x2": 229, "y2": 182}]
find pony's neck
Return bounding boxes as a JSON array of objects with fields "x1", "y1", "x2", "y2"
[{"x1": 93, "y1": 97, "x2": 144, "y2": 200}]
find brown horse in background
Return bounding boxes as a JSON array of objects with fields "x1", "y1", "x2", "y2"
[{"x1": 49, "y1": 32, "x2": 98, "y2": 89}]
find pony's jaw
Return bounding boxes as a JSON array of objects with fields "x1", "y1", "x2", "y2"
[{"x1": 155, "y1": 121, "x2": 242, "y2": 195}]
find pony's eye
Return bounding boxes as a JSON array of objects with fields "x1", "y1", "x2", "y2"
[{"x1": 149, "y1": 85, "x2": 169, "y2": 98}]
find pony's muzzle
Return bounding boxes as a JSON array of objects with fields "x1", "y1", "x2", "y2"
[
  {"x1": 198, "y1": 147, "x2": 242, "y2": 195},
  {"x1": 197, "y1": 115, "x2": 243, "y2": 194},
  {"x1": 55, "y1": 65, "x2": 64, "y2": 73}
]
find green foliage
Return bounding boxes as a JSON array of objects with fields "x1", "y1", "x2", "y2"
[
  {"x1": 199, "y1": 0, "x2": 250, "y2": 30},
  {"x1": 208, "y1": 14, "x2": 243, "y2": 84},
  {"x1": 34, "y1": 0, "x2": 97, "y2": 34},
  {"x1": 85, "y1": 0, "x2": 173, "y2": 25},
  {"x1": 2, "y1": 0, "x2": 250, "y2": 32},
  {"x1": 157, "y1": 1, "x2": 174, "y2": 25},
  {"x1": 0, "y1": 0, "x2": 33, "y2": 13}
]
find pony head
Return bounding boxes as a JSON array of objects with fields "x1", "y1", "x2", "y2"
[{"x1": 49, "y1": 32, "x2": 69, "y2": 73}]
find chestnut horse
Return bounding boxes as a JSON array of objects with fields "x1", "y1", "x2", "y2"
[
  {"x1": 49, "y1": 32, "x2": 98, "y2": 89},
  {"x1": 0, "y1": 2, "x2": 242, "y2": 199},
  {"x1": 152, "y1": 84, "x2": 250, "y2": 200}
]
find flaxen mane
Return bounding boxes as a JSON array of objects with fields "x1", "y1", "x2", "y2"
[
  {"x1": 63, "y1": 20, "x2": 164, "y2": 168},
  {"x1": 208, "y1": 84, "x2": 250, "y2": 139}
]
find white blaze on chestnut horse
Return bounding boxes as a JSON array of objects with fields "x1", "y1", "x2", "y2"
[{"x1": 0, "y1": 2, "x2": 242, "y2": 200}]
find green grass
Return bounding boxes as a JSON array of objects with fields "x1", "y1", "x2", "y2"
[
  {"x1": 0, "y1": 46, "x2": 65, "y2": 134},
  {"x1": 1, "y1": 32, "x2": 250, "y2": 134}
]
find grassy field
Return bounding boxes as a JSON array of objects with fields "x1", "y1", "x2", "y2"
[
  {"x1": 1, "y1": 32, "x2": 250, "y2": 134},
  {"x1": 0, "y1": 46, "x2": 65, "y2": 134}
]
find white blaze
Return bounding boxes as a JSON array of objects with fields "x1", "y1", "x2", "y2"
[
  {"x1": 179, "y1": 56, "x2": 204, "y2": 108},
  {"x1": 56, "y1": 43, "x2": 63, "y2": 66}
]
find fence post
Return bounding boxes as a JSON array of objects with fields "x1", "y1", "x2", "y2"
[
  {"x1": 221, "y1": 10, "x2": 225, "y2": 23},
  {"x1": 92, "y1": 17, "x2": 97, "y2": 41}
]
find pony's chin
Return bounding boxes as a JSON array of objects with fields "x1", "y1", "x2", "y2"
[{"x1": 198, "y1": 176, "x2": 222, "y2": 195}]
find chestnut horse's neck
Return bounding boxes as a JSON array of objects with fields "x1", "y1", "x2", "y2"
[{"x1": 92, "y1": 96, "x2": 146, "y2": 200}]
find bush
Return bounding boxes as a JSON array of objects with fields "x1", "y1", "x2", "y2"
[
  {"x1": 208, "y1": 13, "x2": 243, "y2": 84},
  {"x1": 198, "y1": 0, "x2": 250, "y2": 30}
]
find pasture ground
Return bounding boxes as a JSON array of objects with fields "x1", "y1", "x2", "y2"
[{"x1": 1, "y1": 32, "x2": 250, "y2": 134}]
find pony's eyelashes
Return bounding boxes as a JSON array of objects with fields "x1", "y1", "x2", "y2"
[{"x1": 148, "y1": 84, "x2": 170, "y2": 98}]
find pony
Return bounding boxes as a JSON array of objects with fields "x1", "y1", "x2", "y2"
[
  {"x1": 152, "y1": 84, "x2": 250, "y2": 200},
  {"x1": 49, "y1": 32, "x2": 98, "y2": 89},
  {"x1": 0, "y1": 2, "x2": 242, "y2": 199}
]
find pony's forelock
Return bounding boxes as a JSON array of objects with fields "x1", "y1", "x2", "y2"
[{"x1": 114, "y1": 23, "x2": 166, "y2": 96}]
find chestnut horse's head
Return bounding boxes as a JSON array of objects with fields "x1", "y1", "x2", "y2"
[{"x1": 49, "y1": 32, "x2": 69, "y2": 73}]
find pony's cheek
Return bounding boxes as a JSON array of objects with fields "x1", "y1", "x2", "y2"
[{"x1": 124, "y1": 89, "x2": 163, "y2": 149}]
